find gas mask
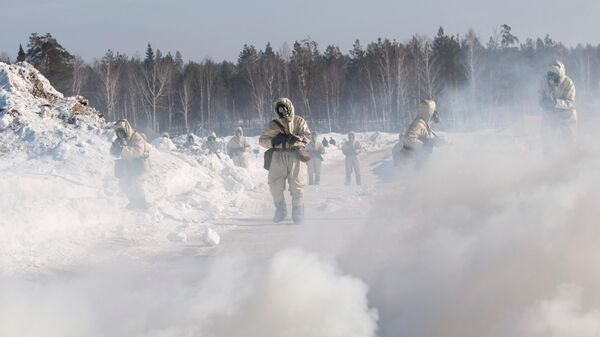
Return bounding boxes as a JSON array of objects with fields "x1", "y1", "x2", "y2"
[
  {"x1": 547, "y1": 72, "x2": 560, "y2": 86},
  {"x1": 116, "y1": 128, "x2": 128, "y2": 141},
  {"x1": 431, "y1": 110, "x2": 440, "y2": 124},
  {"x1": 276, "y1": 103, "x2": 293, "y2": 122}
]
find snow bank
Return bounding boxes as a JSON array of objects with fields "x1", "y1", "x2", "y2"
[{"x1": 0, "y1": 62, "x2": 270, "y2": 275}]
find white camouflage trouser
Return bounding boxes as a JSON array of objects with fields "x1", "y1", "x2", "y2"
[
  {"x1": 345, "y1": 156, "x2": 361, "y2": 185},
  {"x1": 232, "y1": 153, "x2": 249, "y2": 168},
  {"x1": 119, "y1": 175, "x2": 146, "y2": 206},
  {"x1": 307, "y1": 158, "x2": 322, "y2": 184},
  {"x1": 541, "y1": 117, "x2": 577, "y2": 155},
  {"x1": 268, "y1": 150, "x2": 307, "y2": 206}
]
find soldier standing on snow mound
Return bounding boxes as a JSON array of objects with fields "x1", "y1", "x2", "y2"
[
  {"x1": 110, "y1": 119, "x2": 150, "y2": 209},
  {"x1": 342, "y1": 131, "x2": 362, "y2": 186},
  {"x1": 259, "y1": 97, "x2": 311, "y2": 224},
  {"x1": 307, "y1": 132, "x2": 325, "y2": 185},
  {"x1": 202, "y1": 131, "x2": 222, "y2": 158},
  {"x1": 399, "y1": 99, "x2": 440, "y2": 169},
  {"x1": 539, "y1": 60, "x2": 577, "y2": 153},
  {"x1": 227, "y1": 127, "x2": 250, "y2": 168}
]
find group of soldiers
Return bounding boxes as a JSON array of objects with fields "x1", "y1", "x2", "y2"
[
  {"x1": 391, "y1": 60, "x2": 577, "y2": 167},
  {"x1": 110, "y1": 60, "x2": 577, "y2": 224}
]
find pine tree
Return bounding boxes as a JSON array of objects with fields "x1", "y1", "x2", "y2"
[
  {"x1": 174, "y1": 51, "x2": 183, "y2": 70},
  {"x1": 144, "y1": 43, "x2": 154, "y2": 68},
  {"x1": 25, "y1": 33, "x2": 74, "y2": 92},
  {"x1": 16, "y1": 44, "x2": 26, "y2": 62},
  {"x1": 500, "y1": 24, "x2": 519, "y2": 48}
]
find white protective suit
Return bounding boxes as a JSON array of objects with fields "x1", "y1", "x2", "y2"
[
  {"x1": 110, "y1": 119, "x2": 150, "y2": 208},
  {"x1": 259, "y1": 98, "x2": 311, "y2": 210},
  {"x1": 399, "y1": 100, "x2": 437, "y2": 169},
  {"x1": 342, "y1": 132, "x2": 362, "y2": 185},
  {"x1": 539, "y1": 60, "x2": 577, "y2": 152},
  {"x1": 307, "y1": 134, "x2": 325, "y2": 185},
  {"x1": 227, "y1": 127, "x2": 250, "y2": 168}
]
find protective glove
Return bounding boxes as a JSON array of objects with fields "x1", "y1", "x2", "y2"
[
  {"x1": 288, "y1": 134, "x2": 301, "y2": 145},
  {"x1": 272, "y1": 133, "x2": 289, "y2": 147}
]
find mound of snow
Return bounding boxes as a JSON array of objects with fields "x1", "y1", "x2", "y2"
[{"x1": 0, "y1": 62, "x2": 270, "y2": 275}]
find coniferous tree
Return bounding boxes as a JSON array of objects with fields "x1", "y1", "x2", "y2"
[
  {"x1": 16, "y1": 44, "x2": 26, "y2": 62},
  {"x1": 144, "y1": 43, "x2": 154, "y2": 68},
  {"x1": 25, "y1": 33, "x2": 74, "y2": 93}
]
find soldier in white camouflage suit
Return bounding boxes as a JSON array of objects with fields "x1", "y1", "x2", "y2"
[
  {"x1": 259, "y1": 98, "x2": 311, "y2": 224},
  {"x1": 110, "y1": 119, "x2": 150, "y2": 209}
]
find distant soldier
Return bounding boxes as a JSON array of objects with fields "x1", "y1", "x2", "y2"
[
  {"x1": 398, "y1": 99, "x2": 440, "y2": 169},
  {"x1": 307, "y1": 132, "x2": 325, "y2": 185},
  {"x1": 329, "y1": 137, "x2": 337, "y2": 146},
  {"x1": 226, "y1": 127, "x2": 250, "y2": 168},
  {"x1": 110, "y1": 119, "x2": 150, "y2": 209},
  {"x1": 342, "y1": 132, "x2": 362, "y2": 186},
  {"x1": 539, "y1": 60, "x2": 577, "y2": 153},
  {"x1": 185, "y1": 133, "x2": 198, "y2": 147},
  {"x1": 322, "y1": 137, "x2": 329, "y2": 148},
  {"x1": 202, "y1": 131, "x2": 222, "y2": 158}
]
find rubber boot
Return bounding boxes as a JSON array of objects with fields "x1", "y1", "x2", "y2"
[
  {"x1": 273, "y1": 201, "x2": 287, "y2": 223},
  {"x1": 315, "y1": 176, "x2": 320, "y2": 185},
  {"x1": 292, "y1": 205, "x2": 304, "y2": 224},
  {"x1": 309, "y1": 176, "x2": 314, "y2": 185}
]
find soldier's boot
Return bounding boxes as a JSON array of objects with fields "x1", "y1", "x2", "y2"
[
  {"x1": 292, "y1": 205, "x2": 304, "y2": 224},
  {"x1": 273, "y1": 201, "x2": 287, "y2": 223},
  {"x1": 315, "y1": 175, "x2": 320, "y2": 185},
  {"x1": 356, "y1": 175, "x2": 362, "y2": 186}
]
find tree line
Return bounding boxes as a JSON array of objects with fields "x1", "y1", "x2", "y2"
[{"x1": 2, "y1": 26, "x2": 599, "y2": 136}]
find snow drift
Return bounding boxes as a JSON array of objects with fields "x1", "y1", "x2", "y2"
[{"x1": 0, "y1": 62, "x2": 270, "y2": 275}]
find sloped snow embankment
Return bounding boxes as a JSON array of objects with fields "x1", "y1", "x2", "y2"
[{"x1": 0, "y1": 62, "x2": 269, "y2": 275}]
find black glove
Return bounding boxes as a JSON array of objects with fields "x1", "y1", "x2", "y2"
[
  {"x1": 288, "y1": 134, "x2": 301, "y2": 145},
  {"x1": 272, "y1": 133, "x2": 289, "y2": 147}
]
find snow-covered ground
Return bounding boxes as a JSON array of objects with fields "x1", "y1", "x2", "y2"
[{"x1": 3, "y1": 62, "x2": 600, "y2": 337}]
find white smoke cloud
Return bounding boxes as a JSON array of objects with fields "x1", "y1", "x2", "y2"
[
  {"x1": 0, "y1": 249, "x2": 377, "y2": 337},
  {"x1": 289, "y1": 122, "x2": 600, "y2": 337},
  {"x1": 522, "y1": 284, "x2": 600, "y2": 337}
]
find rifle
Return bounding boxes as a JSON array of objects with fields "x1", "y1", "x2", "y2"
[{"x1": 207, "y1": 142, "x2": 221, "y2": 159}]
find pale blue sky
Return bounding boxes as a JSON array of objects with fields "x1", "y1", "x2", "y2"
[{"x1": 1, "y1": 0, "x2": 598, "y2": 62}]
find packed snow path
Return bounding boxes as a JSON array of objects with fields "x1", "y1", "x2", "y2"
[
  {"x1": 204, "y1": 147, "x2": 391, "y2": 259},
  {"x1": 92, "y1": 145, "x2": 394, "y2": 267}
]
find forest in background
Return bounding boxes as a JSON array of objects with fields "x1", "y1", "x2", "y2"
[{"x1": 1, "y1": 25, "x2": 598, "y2": 136}]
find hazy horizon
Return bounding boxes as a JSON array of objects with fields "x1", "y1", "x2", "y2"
[{"x1": 2, "y1": 0, "x2": 599, "y2": 62}]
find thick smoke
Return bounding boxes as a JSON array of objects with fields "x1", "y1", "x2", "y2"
[
  {"x1": 292, "y1": 117, "x2": 600, "y2": 336},
  {"x1": 0, "y1": 249, "x2": 378, "y2": 337}
]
